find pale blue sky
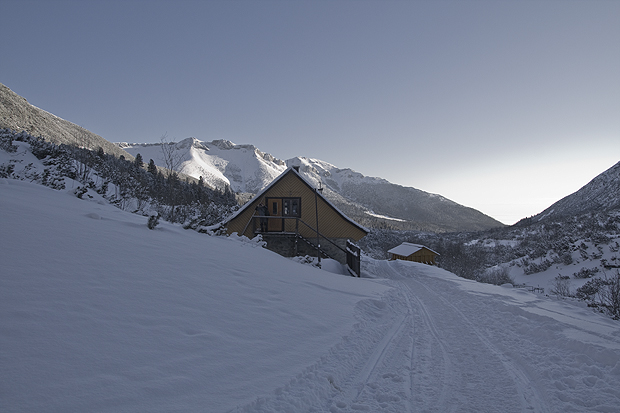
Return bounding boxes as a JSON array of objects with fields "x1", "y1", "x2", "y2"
[{"x1": 2, "y1": 0, "x2": 619, "y2": 224}]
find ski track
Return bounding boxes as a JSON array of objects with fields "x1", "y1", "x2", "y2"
[
  {"x1": 373, "y1": 260, "x2": 457, "y2": 412},
  {"x1": 232, "y1": 260, "x2": 620, "y2": 413},
  {"x1": 404, "y1": 273, "x2": 550, "y2": 413},
  {"x1": 401, "y1": 275, "x2": 459, "y2": 412}
]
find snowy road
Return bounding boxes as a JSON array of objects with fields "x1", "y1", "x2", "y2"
[
  {"x1": 364, "y1": 261, "x2": 549, "y2": 413},
  {"x1": 238, "y1": 260, "x2": 620, "y2": 413}
]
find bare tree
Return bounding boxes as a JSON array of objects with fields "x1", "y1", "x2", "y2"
[
  {"x1": 550, "y1": 275, "x2": 571, "y2": 298},
  {"x1": 159, "y1": 134, "x2": 188, "y2": 222},
  {"x1": 72, "y1": 129, "x2": 93, "y2": 184},
  {"x1": 159, "y1": 134, "x2": 186, "y2": 178},
  {"x1": 599, "y1": 271, "x2": 620, "y2": 319}
]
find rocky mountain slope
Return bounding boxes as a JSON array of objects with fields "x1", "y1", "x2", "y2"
[
  {"x1": 0, "y1": 83, "x2": 133, "y2": 160},
  {"x1": 120, "y1": 138, "x2": 504, "y2": 232},
  {"x1": 521, "y1": 160, "x2": 620, "y2": 224},
  {"x1": 0, "y1": 83, "x2": 204, "y2": 186}
]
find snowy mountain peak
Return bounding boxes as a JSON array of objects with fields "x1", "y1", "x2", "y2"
[
  {"x1": 118, "y1": 138, "x2": 287, "y2": 194},
  {"x1": 208, "y1": 139, "x2": 237, "y2": 150},
  {"x1": 119, "y1": 138, "x2": 503, "y2": 232},
  {"x1": 176, "y1": 137, "x2": 208, "y2": 151}
]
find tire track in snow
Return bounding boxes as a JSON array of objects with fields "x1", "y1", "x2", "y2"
[
  {"x1": 341, "y1": 308, "x2": 409, "y2": 402},
  {"x1": 328, "y1": 260, "x2": 416, "y2": 412},
  {"x1": 380, "y1": 260, "x2": 458, "y2": 413},
  {"x1": 407, "y1": 269, "x2": 551, "y2": 413},
  {"x1": 402, "y1": 281, "x2": 458, "y2": 412}
]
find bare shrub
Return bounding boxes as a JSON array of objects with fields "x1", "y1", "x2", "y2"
[
  {"x1": 550, "y1": 275, "x2": 571, "y2": 298},
  {"x1": 575, "y1": 270, "x2": 620, "y2": 319},
  {"x1": 478, "y1": 266, "x2": 514, "y2": 286}
]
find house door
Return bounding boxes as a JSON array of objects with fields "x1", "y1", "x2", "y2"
[{"x1": 267, "y1": 198, "x2": 282, "y2": 232}]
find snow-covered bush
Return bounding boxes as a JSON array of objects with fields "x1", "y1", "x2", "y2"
[
  {"x1": 523, "y1": 259, "x2": 552, "y2": 275},
  {"x1": 0, "y1": 131, "x2": 17, "y2": 153},
  {"x1": 147, "y1": 213, "x2": 160, "y2": 230},
  {"x1": 477, "y1": 266, "x2": 514, "y2": 286},
  {"x1": 573, "y1": 266, "x2": 599, "y2": 279},
  {"x1": 560, "y1": 252, "x2": 573, "y2": 265},
  {"x1": 290, "y1": 255, "x2": 321, "y2": 269},
  {"x1": 73, "y1": 186, "x2": 88, "y2": 199},
  {"x1": 0, "y1": 164, "x2": 15, "y2": 178}
]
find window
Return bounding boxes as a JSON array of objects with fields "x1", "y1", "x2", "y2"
[{"x1": 283, "y1": 198, "x2": 301, "y2": 217}]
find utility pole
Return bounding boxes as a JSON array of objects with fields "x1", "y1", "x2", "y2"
[
  {"x1": 314, "y1": 181, "x2": 323, "y2": 266},
  {"x1": 315, "y1": 187, "x2": 320, "y2": 266}
]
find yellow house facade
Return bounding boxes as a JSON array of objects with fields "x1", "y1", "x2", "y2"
[{"x1": 221, "y1": 167, "x2": 368, "y2": 263}]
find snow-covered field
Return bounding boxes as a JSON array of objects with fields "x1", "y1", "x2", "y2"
[{"x1": 2, "y1": 179, "x2": 620, "y2": 412}]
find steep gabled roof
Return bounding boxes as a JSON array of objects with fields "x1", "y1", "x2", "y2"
[
  {"x1": 388, "y1": 242, "x2": 439, "y2": 257},
  {"x1": 222, "y1": 166, "x2": 369, "y2": 234}
]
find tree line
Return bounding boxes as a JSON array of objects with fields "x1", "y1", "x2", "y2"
[{"x1": 0, "y1": 129, "x2": 237, "y2": 226}]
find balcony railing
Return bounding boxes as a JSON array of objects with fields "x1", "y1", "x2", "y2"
[
  {"x1": 242, "y1": 214, "x2": 361, "y2": 276},
  {"x1": 243, "y1": 215, "x2": 342, "y2": 252}
]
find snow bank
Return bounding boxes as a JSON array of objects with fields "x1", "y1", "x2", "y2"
[{"x1": 0, "y1": 179, "x2": 389, "y2": 412}]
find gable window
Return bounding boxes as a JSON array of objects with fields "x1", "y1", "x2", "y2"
[{"x1": 283, "y1": 198, "x2": 301, "y2": 217}]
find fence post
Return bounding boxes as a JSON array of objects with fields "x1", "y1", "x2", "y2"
[{"x1": 346, "y1": 240, "x2": 361, "y2": 277}]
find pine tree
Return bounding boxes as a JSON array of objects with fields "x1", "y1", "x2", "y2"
[
  {"x1": 148, "y1": 159, "x2": 157, "y2": 175},
  {"x1": 134, "y1": 153, "x2": 144, "y2": 169}
]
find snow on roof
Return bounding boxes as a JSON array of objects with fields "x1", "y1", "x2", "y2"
[{"x1": 387, "y1": 242, "x2": 439, "y2": 257}]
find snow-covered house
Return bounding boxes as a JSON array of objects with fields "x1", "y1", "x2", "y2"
[
  {"x1": 221, "y1": 166, "x2": 369, "y2": 265},
  {"x1": 388, "y1": 242, "x2": 439, "y2": 265}
]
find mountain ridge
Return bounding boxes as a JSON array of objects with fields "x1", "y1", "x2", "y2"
[
  {"x1": 0, "y1": 83, "x2": 204, "y2": 186},
  {"x1": 520, "y1": 160, "x2": 620, "y2": 224},
  {"x1": 119, "y1": 138, "x2": 504, "y2": 232},
  {"x1": 0, "y1": 81, "x2": 504, "y2": 232},
  {"x1": 0, "y1": 82, "x2": 134, "y2": 160}
]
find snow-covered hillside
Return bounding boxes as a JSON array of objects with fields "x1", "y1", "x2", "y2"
[
  {"x1": 527, "y1": 160, "x2": 620, "y2": 223},
  {"x1": 363, "y1": 209, "x2": 620, "y2": 319},
  {"x1": 118, "y1": 138, "x2": 287, "y2": 193},
  {"x1": 119, "y1": 138, "x2": 503, "y2": 232},
  {"x1": 0, "y1": 82, "x2": 134, "y2": 160},
  {"x1": 470, "y1": 213, "x2": 620, "y2": 297},
  {"x1": 2, "y1": 178, "x2": 620, "y2": 412}
]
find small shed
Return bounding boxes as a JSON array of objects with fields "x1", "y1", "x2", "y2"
[{"x1": 388, "y1": 242, "x2": 439, "y2": 265}]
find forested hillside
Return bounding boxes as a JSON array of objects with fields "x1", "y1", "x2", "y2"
[{"x1": 0, "y1": 129, "x2": 236, "y2": 226}]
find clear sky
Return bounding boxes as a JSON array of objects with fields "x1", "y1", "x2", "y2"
[{"x1": 2, "y1": 0, "x2": 619, "y2": 224}]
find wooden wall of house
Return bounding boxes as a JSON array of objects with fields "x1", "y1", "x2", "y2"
[
  {"x1": 225, "y1": 197, "x2": 261, "y2": 237},
  {"x1": 225, "y1": 171, "x2": 367, "y2": 241},
  {"x1": 390, "y1": 249, "x2": 438, "y2": 265}
]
